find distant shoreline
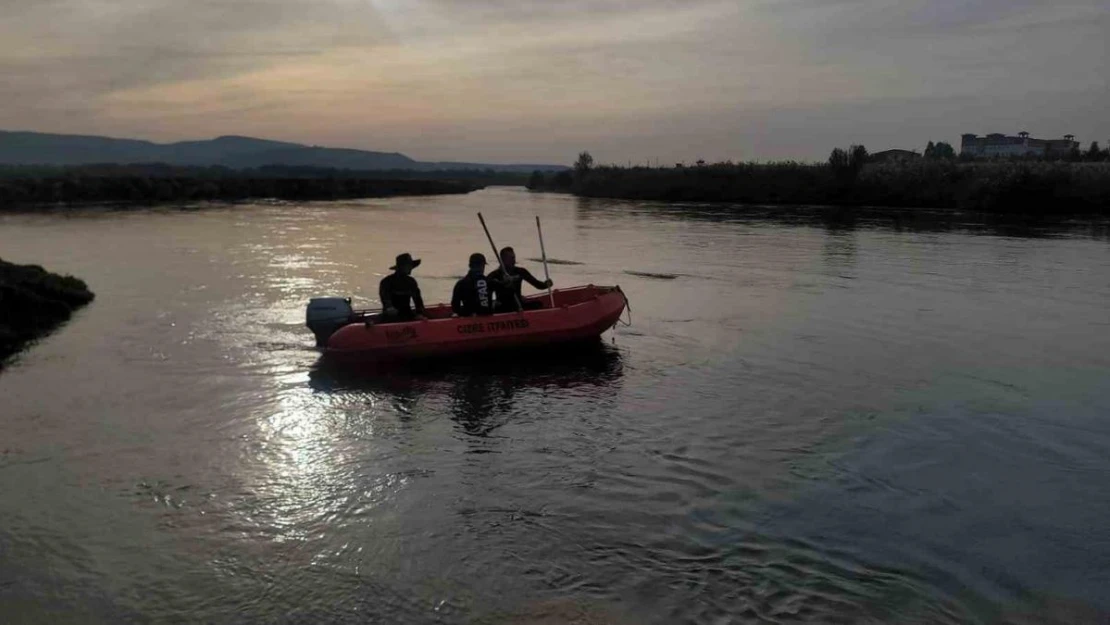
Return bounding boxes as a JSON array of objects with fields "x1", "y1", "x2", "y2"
[
  {"x1": 529, "y1": 160, "x2": 1110, "y2": 215},
  {"x1": 0, "y1": 168, "x2": 482, "y2": 208},
  {"x1": 0, "y1": 259, "x2": 94, "y2": 365}
]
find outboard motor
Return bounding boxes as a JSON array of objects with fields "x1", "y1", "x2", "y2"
[{"x1": 306, "y1": 297, "x2": 354, "y2": 347}]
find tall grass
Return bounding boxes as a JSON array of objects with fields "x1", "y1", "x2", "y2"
[
  {"x1": 0, "y1": 164, "x2": 485, "y2": 207},
  {"x1": 534, "y1": 161, "x2": 1110, "y2": 214}
]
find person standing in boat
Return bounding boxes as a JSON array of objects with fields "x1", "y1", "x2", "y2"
[
  {"x1": 488, "y1": 246, "x2": 553, "y2": 312},
  {"x1": 451, "y1": 253, "x2": 495, "y2": 317},
  {"x1": 379, "y1": 252, "x2": 426, "y2": 322}
]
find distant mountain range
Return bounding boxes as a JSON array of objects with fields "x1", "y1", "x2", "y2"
[{"x1": 0, "y1": 131, "x2": 568, "y2": 172}]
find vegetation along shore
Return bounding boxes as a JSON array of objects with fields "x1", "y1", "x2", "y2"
[
  {"x1": 0, "y1": 258, "x2": 94, "y2": 364},
  {"x1": 0, "y1": 164, "x2": 489, "y2": 208},
  {"x1": 529, "y1": 147, "x2": 1110, "y2": 214}
]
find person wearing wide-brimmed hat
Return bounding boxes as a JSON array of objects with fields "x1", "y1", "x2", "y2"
[{"x1": 378, "y1": 252, "x2": 426, "y2": 321}]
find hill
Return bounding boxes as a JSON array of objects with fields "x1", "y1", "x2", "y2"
[{"x1": 0, "y1": 131, "x2": 566, "y2": 172}]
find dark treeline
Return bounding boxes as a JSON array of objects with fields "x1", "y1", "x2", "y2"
[
  {"x1": 529, "y1": 149, "x2": 1110, "y2": 214},
  {"x1": 0, "y1": 163, "x2": 500, "y2": 207},
  {"x1": 253, "y1": 165, "x2": 532, "y2": 185},
  {"x1": 0, "y1": 163, "x2": 534, "y2": 184},
  {"x1": 0, "y1": 258, "x2": 94, "y2": 364}
]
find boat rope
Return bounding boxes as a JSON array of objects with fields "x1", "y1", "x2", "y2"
[{"x1": 618, "y1": 288, "x2": 633, "y2": 327}]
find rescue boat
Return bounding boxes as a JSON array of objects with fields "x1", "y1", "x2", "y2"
[{"x1": 306, "y1": 285, "x2": 628, "y2": 362}]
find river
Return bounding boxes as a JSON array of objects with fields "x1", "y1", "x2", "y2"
[{"x1": 2, "y1": 188, "x2": 1109, "y2": 624}]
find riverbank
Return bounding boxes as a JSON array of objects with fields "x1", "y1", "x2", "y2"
[
  {"x1": 530, "y1": 161, "x2": 1110, "y2": 214},
  {"x1": 0, "y1": 258, "x2": 94, "y2": 364},
  {"x1": 0, "y1": 165, "x2": 483, "y2": 207}
]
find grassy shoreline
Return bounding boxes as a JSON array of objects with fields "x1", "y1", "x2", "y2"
[
  {"x1": 530, "y1": 161, "x2": 1110, "y2": 214},
  {"x1": 0, "y1": 164, "x2": 485, "y2": 207},
  {"x1": 0, "y1": 258, "x2": 94, "y2": 364}
]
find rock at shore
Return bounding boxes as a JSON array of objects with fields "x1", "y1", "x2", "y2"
[{"x1": 0, "y1": 258, "x2": 94, "y2": 364}]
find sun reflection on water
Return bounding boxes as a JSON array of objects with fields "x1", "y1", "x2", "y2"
[{"x1": 233, "y1": 363, "x2": 417, "y2": 554}]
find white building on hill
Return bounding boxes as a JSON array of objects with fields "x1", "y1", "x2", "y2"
[{"x1": 960, "y1": 132, "x2": 1079, "y2": 158}]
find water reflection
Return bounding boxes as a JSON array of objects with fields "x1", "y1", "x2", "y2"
[
  {"x1": 573, "y1": 195, "x2": 1110, "y2": 240},
  {"x1": 311, "y1": 340, "x2": 619, "y2": 387},
  {"x1": 450, "y1": 344, "x2": 624, "y2": 436},
  {"x1": 5, "y1": 189, "x2": 1110, "y2": 623},
  {"x1": 822, "y1": 227, "x2": 858, "y2": 276},
  {"x1": 309, "y1": 343, "x2": 625, "y2": 440}
]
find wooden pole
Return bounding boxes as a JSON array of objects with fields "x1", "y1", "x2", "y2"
[
  {"x1": 477, "y1": 212, "x2": 522, "y2": 312},
  {"x1": 536, "y1": 216, "x2": 554, "y2": 308}
]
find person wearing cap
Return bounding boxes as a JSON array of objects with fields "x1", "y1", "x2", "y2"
[
  {"x1": 378, "y1": 252, "x2": 426, "y2": 322},
  {"x1": 451, "y1": 253, "x2": 494, "y2": 317},
  {"x1": 488, "y1": 246, "x2": 552, "y2": 312}
]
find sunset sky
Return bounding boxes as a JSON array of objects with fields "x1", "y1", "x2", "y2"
[{"x1": 2, "y1": 0, "x2": 1107, "y2": 164}]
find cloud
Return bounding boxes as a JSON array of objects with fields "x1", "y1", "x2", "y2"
[
  {"x1": 1, "y1": 0, "x2": 392, "y2": 93},
  {"x1": 0, "y1": 0, "x2": 1106, "y2": 161}
]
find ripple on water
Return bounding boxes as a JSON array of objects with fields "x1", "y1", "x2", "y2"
[{"x1": 3, "y1": 190, "x2": 1110, "y2": 623}]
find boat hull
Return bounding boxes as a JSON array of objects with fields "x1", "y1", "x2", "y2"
[{"x1": 323, "y1": 285, "x2": 627, "y2": 362}]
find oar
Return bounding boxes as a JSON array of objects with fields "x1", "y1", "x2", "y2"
[
  {"x1": 536, "y1": 216, "x2": 555, "y2": 308},
  {"x1": 477, "y1": 212, "x2": 523, "y2": 312}
]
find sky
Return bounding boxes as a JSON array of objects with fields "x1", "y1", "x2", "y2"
[{"x1": 1, "y1": 0, "x2": 1107, "y2": 164}]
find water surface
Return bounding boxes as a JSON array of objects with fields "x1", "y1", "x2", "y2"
[{"x1": 2, "y1": 188, "x2": 1109, "y2": 623}]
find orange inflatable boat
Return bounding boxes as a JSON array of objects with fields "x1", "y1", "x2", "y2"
[{"x1": 306, "y1": 285, "x2": 628, "y2": 362}]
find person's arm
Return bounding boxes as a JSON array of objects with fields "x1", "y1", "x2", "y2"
[
  {"x1": 451, "y1": 281, "x2": 466, "y2": 316},
  {"x1": 519, "y1": 267, "x2": 549, "y2": 290},
  {"x1": 488, "y1": 270, "x2": 520, "y2": 310},
  {"x1": 486, "y1": 270, "x2": 510, "y2": 299},
  {"x1": 411, "y1": 278, "x2": 425, "y2": 314},
  {"x1": 486, "y1": 269, "x2": 506, "y2": 286}
]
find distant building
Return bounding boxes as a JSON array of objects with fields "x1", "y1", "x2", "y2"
[
  {"x1": 870, "y1": 149, "x2": 921, "y2": 164},
  {"x1": 960, "y1": 132, "x2": 1079, "y2": 158}
]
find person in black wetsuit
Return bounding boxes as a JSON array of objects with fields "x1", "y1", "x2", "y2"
[
  {"x1": 378, "y1": 252, "x2": 425, "y2": 322},
  {"x1": 452, "y1": 253, "x2": 494, "y2": 317},
  {"x1": 488, "y1": 246, "x2": 553, "y2": 312}
]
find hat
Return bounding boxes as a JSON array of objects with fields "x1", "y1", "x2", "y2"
[
  {"x1": 390, "y1": 252, "x2": 421, "y2": 270},
  {"x1": 469, "y1": 252, "x2": 487, "y2": 268}
]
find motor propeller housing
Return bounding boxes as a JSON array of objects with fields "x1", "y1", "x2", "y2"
[{"x1": 306, "y1": 297, "x2": 354, "y2": 347}]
